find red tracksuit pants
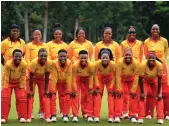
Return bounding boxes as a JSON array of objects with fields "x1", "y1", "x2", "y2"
[
  {"x1": 71, "y1": 76, "x2": 93, "y2": 117},
  {"x1": 27, "y1": 78, "x2": 50, "y2": 119},
  {"x1": 1, "y1": 84, "x2": 27, "y2": 121},
  {"x1": 50, "y1": 82, "x2": 71, "y2": 116},
  {"x1": 115, "y1": 79, "x2": 138, "y2": 117},
  {"x1": 138, "y1": 81, "x2": 164, "y2": 119},
  {"x1": 146, "y1": 63, "x2": 169, "y2": 117},
  {"x1": 93, "y1": 74, "x2": 114, "y2": 118}
]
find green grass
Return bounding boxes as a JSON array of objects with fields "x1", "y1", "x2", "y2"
[{"x1": 2, "y1": 49, "x2": 169, "y2": 126}]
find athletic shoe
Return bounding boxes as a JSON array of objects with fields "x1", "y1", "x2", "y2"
[
  {"x1": 45, "y1": 118, "x2": 52, "y2": 123},
  {"x1": 20, "y1": 118, "x2": 26, "y2": 123},
  {"x1": 26, "y1": 119, "x2": 31, "y2": 123},
  {"x1": 131, "y1": 117, "x2": 137, "y2": 123},
  {"x1": 157, "y1": 119, "x2": 164, "y2": 124},
  {"x1": 87, "y1": 117, "x2": 93, "y2": 122},
  {"x1": 138, "y1": 119, "x2": 144, "y2": 124},
  {"x1": 114, "y1": 117, "x2": 121, "y2": 123},
  {"x1": 39, "y1": 112, "x2": 44, "y2": 119},
  {"x1": 1, "y1": 119, "x2": 6, "y2": 124},
  {"x1": 145, "y1": 115, "x2": 152, "y2": 119},
  {"x1": 94, "y1": 117, "x2": 99, "y2": 123},
  {"x1": 63, "y1": 116, "x2": 69, "y2": 122},
  {"x1": 165, "y1": 115, "x2": 169, "y2": 120},
  {"x1": 122, "y1": 112, "x2": 129, "y2": 119},
  {"x1": 51, "y1": 116, "x2": 57, "y2": 122},
  {"x1": 108, "y1": 118, "x2": 114, "y2": 123},
  {"x1": 72, "y1": 116, "x2": 78, "y2": 122}
]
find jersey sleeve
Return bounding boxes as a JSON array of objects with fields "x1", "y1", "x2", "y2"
[
  {"x1": 50, "y1": 62, "x2": 58, "y2": 92},
  {"x1": 94, "y1": 63, "x2": 99, "y2": 88},
  {"x1": 1, "y1": 40, "x2": 6, "y2": 55},
  {"x1": 140, "y1": 43, "x2": 143, "y2": 62},
  {"x1": 25, "y1": 44, "x2": 31, "y2": 66},
  {"x1": 72, "y1": 64, "x2": 77, "y2": 91},
  {"x1": 131, "y1": 61, "x2": 139, "y2": 93},
  {"x1": 89, "y1": 63, "x2": 94, "y2": 89},
  {"x1": 19, "y1": 64, "x2": 27, "y2": 89},
  {"x1": 143, "y1": 40, "x2": 149, "y2": 58},
  {"x1": 67, "y1": 42, "x2": 74, "y2": 61},
  {"x1": 109, "y1": 63, "x2": 116, "y2": 89},
  {"x1": 3, "y1": 64, "x2": 10, "y2": 88},
  {"x1": 66, "y1": 63, "x2": 73, "y2": 92},
  {"x1": 115, "y1": 45, "x2": 121, "y2": 63},
  {"x1": 164, "y1": 38, "x2": 168, "y2": 60},
  {"x1": 94, "y1": 44, "x2": 99, "y2": 61},
  {"x1": 21, "y1": 39, "x2": 26, "y2": 55},
  {"x1": 88, "y1": 42, "x2": 93, "y2": 61},
  {"x1": 115, "y1": 60, "x2": 122, "y2": 92}
]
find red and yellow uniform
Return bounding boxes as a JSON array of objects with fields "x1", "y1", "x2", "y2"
[
  {"x1": 1, "y1": 37, "x2": 26, "y2": 65},
  {"x1": 95, "y1": 41, "x2": 121, "y2": 62},
  {"x1": 115, "y1": 57, "x2": 139, "y2": 117},
  {"x1": 72, "y1": 61, "x2": 94, "y2": 117},
  {"x1": 1, "y1": 59, "x2": 27, "y2": 121},
  {"x1": 144, "y1": 37, "x2": 169, "y2": 117},
  {"x1": 94, "y1": 60, "x2": 116, "y2": 118},
  {"x1": 49, "y1": 59, "x2": 72, "y2": 116},
  {"x1": 138, "y1": 60, "x2": 164, "y2": 119},
  {"x1": 47, "y1": 40, "x2": 68, "y2": 60},
  {"x1": 68, "y1": 40, "x2": 93, "y2": 63},
  {"x1": 121, "y1": 39, "x2": 143, "y2": 63},
  {"x1": 27, "y1": 58, "x2": 52, "y2": 119}
]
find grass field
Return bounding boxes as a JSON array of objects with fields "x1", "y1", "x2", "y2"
[{"x1": 2, "y1": 50, "x2": 169, "y2": 126}]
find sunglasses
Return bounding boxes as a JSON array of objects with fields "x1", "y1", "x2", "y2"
[{"x1": 128, "y1": 31, "x2": 136, "y2": 34}]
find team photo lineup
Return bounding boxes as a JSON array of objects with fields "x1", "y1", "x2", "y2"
[{"x1": 1, "y1": 22, "x2": 169, "y2": 125}]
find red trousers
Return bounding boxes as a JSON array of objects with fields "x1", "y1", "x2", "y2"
[
  {"x1": 71, "y1": 76, "x2": 93, "y2": 117},
  {"x1": 93, "y1": 74, "x2": 114, "y2": 118},
  {"x1": 1, "y1": 84, "x2": 27, "y2": 121},
  {"x1": 115, "y1": 79, "x2": 138, "y2": 117},
  {"x1": 138, "y1": 81, "x2": 164, "y2": 119}
]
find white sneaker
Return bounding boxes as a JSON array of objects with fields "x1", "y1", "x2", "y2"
[
  {"x1": 60, "y1": 112, "x2": 63, "y2": 118},
  {"x1": 114, "y1": 117, "x2": 121, "y2": 123},
  {"x1": 122, "y1": 112, "x2": 129, "y2": 119},
  {"x1": 1, "y1": 119, "x2": 6, "y2": 124},
  {"x1": 108, "y1": 118, "x2": 114, "y2": 123},
  {"x1": 26, "y1": 119, "x2": 31, "y2": 123},
  {"x1": 94, "y1": 117, "x2": 99, "y2": 123},
  {"x1": 45, "y1": 118, "x2": 52, "y2": 123},
  {"x1": 31, "y1": 113, "x2": 34, "y2": 119},
  {"x1": 39, "y1": 113, "x2": 44, "y2": 119},
  {"x1": 145, "y1": 115, "x2": 152, "y2": 119},
  {"x1": 51, "y1": 116, "x2": 57, "y2": 122},
  {"x1": 20, "y1": 118, "x2": 26, "y2": 123},
  {"x1": 63, "y1": 116, "x2": 69, "y2": 122},
  {"x1": 138, "y1": 119, "x2": 144, "y2": 124},
  {"x1": 157, "y1": 119, "x2": 164, "y2": 124},
  {"x1": 165, "y1": 115, "x2": 169, "y2": 120},
  {"x1": 83, "y1": 114, "x2": 88, "y2": 118},
  {"x1": 87, "y1": 117, "x2": 93, "y2": 122},
  {"x1": 72, "y1": 116, "x2": 78, "y2": 122},
  {"x1": 131, "y1": 117, "x2": 137, "y2": 123}
]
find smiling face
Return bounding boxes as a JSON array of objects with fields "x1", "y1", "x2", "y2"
[
  {"x1": 38, "y1": 51, "x2": 47, "y2": 64},
  {"x1": 77, "y1": 29, "x2": 85, "y2": 41},
  {"x1": 33, "y1": 30, "x2": 42, "y2": 42},
  {"x1": 147, "y1": 54, "x2": 156, "y2": 67},
  {"x1": 13, "y1": 52, "x2": 22, "y2": 66},
  {"x1": 53, "y1": 29, "x2": 62, "y2": 42},
  {"x1": 79, "y1": 54, "x2": 88, "y2": 66},
  {"x1": 151, "y1": 24, "x2": 160, "y2": 37},
  {"x1": 128, "y1": 28, "x2": 136, "y2": 41},
  {"x1": 124, "y1": 51, "x2": 132, "y2": 64},
  {"x1": 10, "y1": 28, "x2": 20, "y2": 40},
  {"x1": 58, "y1": 52, "x2": 67, "y2": 65},
  {"x1": 101, "y1": 53, "x2": 109, "y2": 66},
  {"x1": 103, "y1": 28, "x2": 112, "y2": 41}
]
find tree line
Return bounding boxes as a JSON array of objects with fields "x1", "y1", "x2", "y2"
[{"x1": 1, "y1": 1, "x2": 169, "y2": 44}]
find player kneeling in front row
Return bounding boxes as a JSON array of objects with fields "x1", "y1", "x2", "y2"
[
  {"x1": 138, "y1": 52, "x2": 164, "y2": 124},
  {"x1": 49, "y1": 49, "x2": 72, "y2": 122},
  {"x1": 27, "y1": 48, "x2": 52, "y2": 123},
  {"x1": 1, "y1": 49, "x2": 27, "y2": 124},
  {"x1": 71, "y1": 50, "x2": 94, "y2": 122},
  {"x1": 93, "y1": 48, "x2": 116, "y2": 123}
]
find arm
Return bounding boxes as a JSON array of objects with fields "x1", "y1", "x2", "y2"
[
  {"x1": 115, "y1": 45, "x2": 121, "y2": 63},
  {"x1": 139, "y1": 76, "x2": 144, "y2": 94},
  {"x1": 115, "y1": 60, "x2": 122, "y2": 92},
  {"x1": 19, "y1": 65, "x2": 27, "y2": 89},
  {"x1": 44, "y1": 72, "x2": 50, "y2": 94},
  {"x1": 1, "y1": 54, "x2": 4, "y2": 66},
  {"x1": 164, "y1": 38, "x2": 168, "y2": 60},
  {"x1": 131, "y1": 62, "x2": 139, "y2": 93},
  {"x1": 89, "y1": 64, "x2": 94, "y2": 89},
  {"x1": 66, "y1": 63, "x2": 73, "y2": 92},
  {"x1": 3, "y1": 64, "x2": 10, "y2": 88},
  {"x1": 120, "y1": 44, "x2": 124, "y2": 58},
  {"x1": 1, "y1": 42, "x2": 5, "y2": 65},
  {"x1": 94, "y1": 45, "x2": 99, "y2": 61},
  {"x1": 67, "y1": 42, "x2": 73, "y2": 61},
  {"x1": 157, "y1": 77, "x2": 162, "y2": 94},
  {"x1": 109, "y1": 64, "x2": 116, "y2": 89},
  {"x1": 25, "y1": 44, "x2": 31, "y2": 66},
  {"x1": 88, "y1": 42, "x2": 93, "y2": 61},
  {"x1": 143, "y1": 41, "x2": 148, "y2": 58},
  {"x1": 72, "y1": 64, "x2": 77, "y2": 91},
  {"x1": 29, "y1": 72, "x2": 34, "y2": 92}
]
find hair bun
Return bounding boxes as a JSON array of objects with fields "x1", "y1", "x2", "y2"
[{"x1": 53, "y1": 23, "x2": 61, "y2": 29}]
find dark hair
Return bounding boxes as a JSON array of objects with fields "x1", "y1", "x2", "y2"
[
  {"x1": 58, "y1": 49, "x2": 67, "y2": 54},
  {"x1": 9, "y1": 24, "x2": 20, "y2": 43},
  {"x1": 101, "y1": 27, "x2": 112, "y2": 37},
  {"x1": 75, "y1": 27, "x2": 86, "y2": 38},
  {"x1": 52, "y1": 23, "x2": 63, "y2": 39},
  {"x1": 79, "y1": 50, "x2": 88, "y2": 55},
  {"x1": 98, "y1": 48, "x2": 114, "y2": 61},
  {"x1": 12, "y1": 49, "x2": 22, "y2": 56},
  {"x1": 38, "y1": 48, "x2": 47, "y2": 56}
]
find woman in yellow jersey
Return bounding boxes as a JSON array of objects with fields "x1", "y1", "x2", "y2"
[
  {"x1": 144, "y1": 24, "x2": 169, "y2": 120},
  {"x1": 25, "y1": 29, "x2": 48, "y2": 119},
  {"x1": 68, "y1": 27, "x2": 93, "y2": 63},
  {"x1": 47, "y1": 23, "x2": 68, "y2": 60},
  {"x1": 95, "y1": 26, "x2": 121, "y2": 63}
]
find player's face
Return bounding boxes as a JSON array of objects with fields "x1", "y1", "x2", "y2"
[
  {"x1": 147, "y1": 54, "x2": 156, "y2": 67},
  {"x1": 39, "y1": 52, "x2": 47, "y2": 64},
  {"x1": 151, "y1": 25, "x2": 160, "y2": 37},
  {"x1": 128, "y1": 28, "x2": 136, "y2": 40},
  {"x1": 77, "y1": 30, "x2": 85, "y2": 40},
  {"x1": 124, "y1": 51, "x2": 132, "y2": 64},
  {"x1": 54, "y1": 30, "x2": 62, "y2": 41},
  {"x1": 79, "y1": 54, "x2": 88, "y2": 66},
  {"x1": 103, "y1": 28, "x2": 112, "y2": 41},
  {"x1": 10, "y1": 28, "x2": 20, "y2": 40},
  {"x1": 33, "y1": 30, "x2": 42, "y2": 42},
  {"x1": 101, "y1": 53, "x2": 109, "y2": 66},
  {"x1": 13, "y1": 52, "x2": 22, "y2": 65},
  {"x1": 58, "y1": 52, "x2": 67, "y2": 65}
]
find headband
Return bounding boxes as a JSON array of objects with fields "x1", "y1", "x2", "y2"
[{"x1": 100, "y1": 49, "x2": 110, "y2": 57}]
